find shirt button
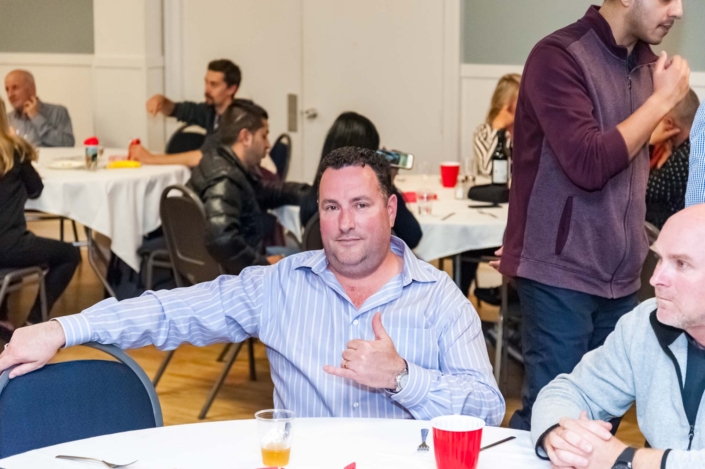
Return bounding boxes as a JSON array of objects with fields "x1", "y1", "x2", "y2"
[
  {"x1": 353, "y1": 319, "x2": 359, "y2": 325},
  {"x1": 353, "y1": 402, "x2": 359, "y2": 409}
]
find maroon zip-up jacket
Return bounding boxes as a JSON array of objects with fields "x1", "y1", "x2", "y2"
[{"x1": 500, "y1": 6, "x2": 658, "y2": 298}]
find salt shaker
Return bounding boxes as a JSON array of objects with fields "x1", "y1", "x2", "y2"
[{"x1": 455, "y1": 175, "x2": 468, "y2": 199}]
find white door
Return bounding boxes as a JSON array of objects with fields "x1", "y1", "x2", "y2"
[
  {"x1": 168, "y1": 0, "x2": 305, "y2": 180},
  {"x1": 300, "y1": 0, "x2": 448, "y2": 181}
]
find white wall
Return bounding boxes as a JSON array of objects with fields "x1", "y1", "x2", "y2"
[
  {"x1": 0, "y1": 53, "x2": 94, "y2": 144},
  {"x1": 459, "y1": 64, "x2": 705, "y2": 162}
]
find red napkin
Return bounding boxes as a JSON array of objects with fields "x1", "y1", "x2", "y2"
[
  {"x1": 344, "y1": 464, "x2": 356, "y2": 469},
  {"x1": 402, "y1": 192, "x2": 437, "y2": 203}
]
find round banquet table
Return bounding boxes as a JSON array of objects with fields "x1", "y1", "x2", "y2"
[
  {"x1": 0, "y1": 418, "x2": 549, "y2": 469},
  {"x1": 393, "y1": 174, "x2": 507, "y2": 262},
  {"x1": 24, "y1": 148, "x2": 191, "y2": 293}
]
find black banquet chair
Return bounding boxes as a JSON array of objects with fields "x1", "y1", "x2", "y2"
[
  {"x1": 302, "y1": 212, "x2": 323, "y2": 251},
  {"x1": 269, "y1": 134, "x2": 292, "y2": 181},
  {"x1": 0, "y1": 343, "x2": 162, "y2": 458},
  {"x1": 165, "y1": 124, "x2": 206, "y2": 154},
  {"x1": 156, "y1": 184, "x2": 257, "y2": 419},
  {"x1": 0, "y1": 267, "x2": 48, "y2": 325}
]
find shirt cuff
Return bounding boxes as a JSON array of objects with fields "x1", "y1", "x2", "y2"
[
  {"x1": 53, "y1": 314, "x2": 94, "y2": 347},
  {"x1": 534, "y1": 423, "x2": 560, "y2": 460},
  {"x1": 389, "y1": 360, "x2": 432, "y2": 409}
]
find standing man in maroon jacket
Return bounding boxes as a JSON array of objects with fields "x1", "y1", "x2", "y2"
[{"x1": 499, "y1": 1, "x2": 690, "y2": 430}]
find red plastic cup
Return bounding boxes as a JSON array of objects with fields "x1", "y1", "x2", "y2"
[
  {"x1": 440, "y1": 162, "x2": 460, "y2": 188},
  {"x1": 431, "y1": 415, "x2": 485, "y2": 469}
]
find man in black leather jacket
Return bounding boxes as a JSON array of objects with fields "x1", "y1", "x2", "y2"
[{"x1": 187, "y1": 100, "x2": 309, "y2": 274}]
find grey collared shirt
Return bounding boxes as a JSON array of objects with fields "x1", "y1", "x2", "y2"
[{"x1": 7, "y1": 100, "x2": 75, "y2": 147}]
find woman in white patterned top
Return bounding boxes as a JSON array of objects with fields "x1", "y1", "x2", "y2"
[{"x1": 472, "y1": 73, "x2": 521, "y2": 176}]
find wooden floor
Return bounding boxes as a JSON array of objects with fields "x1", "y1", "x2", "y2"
[{"x1": 2, "y1": 219, "x2": 642, "y2": 445}]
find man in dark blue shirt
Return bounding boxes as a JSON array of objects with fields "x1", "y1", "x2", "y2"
[{"x1": 130, "y1": 59, "x2": 241, "y2": 167}]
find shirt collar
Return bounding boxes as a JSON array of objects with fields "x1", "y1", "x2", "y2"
[
  {"x1": 296, "y1": 235, "x2": 437, "y2": 285},
  {"x1": 580, "y1": 5, "x2": 658, "y2": 67}
]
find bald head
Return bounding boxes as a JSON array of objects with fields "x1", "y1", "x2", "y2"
[
  {"x1": 5, "y1": 70, "x2": 36, "y2": 113},
  {"x1": 651, "y1": 204, "x2": 705, "y2": 333}
]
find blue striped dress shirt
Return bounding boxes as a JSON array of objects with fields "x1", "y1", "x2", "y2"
[
  {"x1": 686, "y1": 103, "x2": 705, "y2": 207},
  {"x1": 57, "y1": 237, "x2": 505, "y2": 425}
]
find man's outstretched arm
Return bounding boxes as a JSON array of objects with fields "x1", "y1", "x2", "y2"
[{"x1": 0, "y1": 268, "x2": 268, "y2": 378}]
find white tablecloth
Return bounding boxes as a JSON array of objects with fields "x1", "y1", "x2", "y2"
[
  {"x1": 274, "y1": 175, "x2": 507, "y2": 261},
  {"x1": 0, "y1": 418, "x2": 549, "y2": 469},
  {"x1": 395, "y1": 175, "x2": 507, "y2": 261},
  {"x1": 25, "y1": 148, "x2": 191, "y2": 271}
]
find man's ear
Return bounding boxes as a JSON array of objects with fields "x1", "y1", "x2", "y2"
[
  {"x1": 663, "y1": 115, "x2": 676, "y2": 130},
  {"x1": 387, "y1": 193, "x2": 398, "y2": 227},
  {"x1": 238, "y1": 128, "x2": 253, "y2": 146}
]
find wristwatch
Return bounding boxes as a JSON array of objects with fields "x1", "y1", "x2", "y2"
[
  {"x1": 612, "y1": 447, "x2": 637, "y2": 469},
  {"x1": 391, "y1": 360, "x2": 409, "y2": 393}
]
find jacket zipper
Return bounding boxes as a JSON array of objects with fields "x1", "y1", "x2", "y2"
[
  {"x1": 609, "y1": 72, "x2": 635, "y2": 294},
  {"x1": 660, "y1": 336, "x2": 699, "y2": 451}
]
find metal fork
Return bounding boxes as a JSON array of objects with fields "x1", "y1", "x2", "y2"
[
  {"x1": 417, "y1": 428, "x2": 430, "y2": 452},
  {"x1": 477, "y1": 209, "x2": 498, "y2": 219},
  {"x1": 55, "y1": 455, "x2": 138, "y2": 468}
]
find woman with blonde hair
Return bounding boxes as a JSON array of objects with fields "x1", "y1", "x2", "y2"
[
  {"x1": 0, "y1": 98, "x2": 79, "y2": 341},
  {"x1": 473, "y1": 73, "x2": 521, "y2": 176}
]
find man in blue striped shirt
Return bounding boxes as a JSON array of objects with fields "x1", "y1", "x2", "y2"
[
  {"x1": 0, "y1": 147, "x2": 505, "y2": 424},
  {"x1": 685, "y1": 103, "x2": 705, "y2": 207}
]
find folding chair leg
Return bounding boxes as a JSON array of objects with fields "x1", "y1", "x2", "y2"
[
  {"x1": 71, "y1": 220, "x2": 79, "y2": 243},
  {"x1": 60, "y1": 217, "x2": 65, "y2": 242},
  {"x1": 153, "y1": 350, "x2": 176, "y2": 387},
  {"x1": 38, "y1": 271, "x2": 49, "y2": 322},
  {"x1": 248, "y1": 338, "x2": 256, "y2": 381},
  {"x1": 199, "y1": 342, "x2": 244, "y2": 420},
  {"x1": 493, "y1": 278, "x2": 509, "y2": 391},
  {"x1": 217, "y1": 343, "x2": 232, "y2": 362},
  {"x1": 146, "y1": 260, "x2": 154, "y2": 291}
]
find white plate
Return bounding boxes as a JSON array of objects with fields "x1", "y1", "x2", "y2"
[{"x1": 47, "y1": 160, "x2": 85, "y2": 170}]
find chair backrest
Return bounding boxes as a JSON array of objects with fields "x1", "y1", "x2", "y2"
[
  {"x1": 165, "y1": 124, "x2": 207, "y2": 154},
  {"x1": 270, "y1": 134, "x2": 292, "y2": 181},
  {"x1": 638, "y1": 222, "x2": 661, "y2": 302},
  {"x1": 0, "y1": 343, "x2": 162, "y2": 458},
  {"x1": 302, "y1": 212, "x2": 324, "y2": 251},
  {"x1": 160, "y1": 185, "x2": 223, "y2": 287}
]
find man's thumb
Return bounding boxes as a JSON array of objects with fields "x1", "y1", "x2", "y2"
[{"x1": 372, "y1": 312, "x2": 390, "y2": 340}]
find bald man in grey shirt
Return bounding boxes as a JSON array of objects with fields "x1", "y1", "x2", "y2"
[{"x1": 5, "y1": 70, "x2": 75, "y2": 147}]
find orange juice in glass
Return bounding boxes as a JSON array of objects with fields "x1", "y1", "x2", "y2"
[{"x1": 255, "y1": 409, "x2": 294, "y2": 467}]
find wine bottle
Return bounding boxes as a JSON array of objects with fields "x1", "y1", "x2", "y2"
[{"x1": 491, "y1": 129, "x2": 509, "y2": 185}]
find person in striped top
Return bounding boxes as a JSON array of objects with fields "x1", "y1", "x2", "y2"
[
  {"x1": 472, "y1": 73, "x2": 521, "y2": 177},
  {"x1": 685, "y1": 102, "x2": 705, "y2": 207},
  {"x1": 0, "y1": 147, "x2": 505, "y2": 424}
]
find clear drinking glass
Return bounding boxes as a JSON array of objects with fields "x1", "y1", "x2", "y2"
[
  {"x1": 416, "y1": 190, "x2": 435, "y2": 216},
  {"x1": 255, "y1": 409, "x2": 295, "y2": 467}
]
